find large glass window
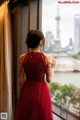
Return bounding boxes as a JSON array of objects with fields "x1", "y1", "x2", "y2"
[{"x1": 42, "y1": 0, "x2": 80, "y2": 119}]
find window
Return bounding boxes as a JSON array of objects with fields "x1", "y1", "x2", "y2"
[{"x1": 42, "y1": 0, "x2": 80, "y2": 119}]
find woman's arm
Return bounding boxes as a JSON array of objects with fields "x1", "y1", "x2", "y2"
[
  {"x1": 46, "y1": 56, "x2": 56, "y2": 83},
  {"x1": 18, "y1": 54, "x2": 26, "y2": 96}
]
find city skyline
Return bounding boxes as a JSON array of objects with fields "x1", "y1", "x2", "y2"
[{"x1": 42, "y1": 0, "x2": 80, "y2": 47}]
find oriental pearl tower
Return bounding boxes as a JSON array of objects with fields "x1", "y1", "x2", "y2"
[{"x1": 55, "y1": 6, "x2": 62, "y2": 52}]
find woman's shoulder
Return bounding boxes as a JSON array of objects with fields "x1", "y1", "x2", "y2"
[
  {"x1": 18, "y1": 53, "x2": 27, "y2": 63},
  {"x1": 43, "y1": 53, "x2": 55, "y2": 60},
  {"x1": 43, "y1": 53, "x2": 56, "y2": 66}
]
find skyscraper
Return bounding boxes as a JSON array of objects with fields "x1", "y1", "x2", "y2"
[
  {"x1": 45, "y1": 31, "x2": 54, "y2": 52},
  {"x1": 74, "y1": 15, "x2": 80, "y2": 54}
]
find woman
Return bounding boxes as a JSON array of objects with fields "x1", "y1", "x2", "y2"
[{"x1": 15, "y1": 30, "x2": 56, "y2": 120}]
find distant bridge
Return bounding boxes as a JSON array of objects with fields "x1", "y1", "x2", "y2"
[
  {"x1": 46, "y1": 53, "x2": 80, "y2": 72},
  {"x1": 46, "y1": 52, "x2": 72, "y2": 57},
  {"x1": 55, "y1": 57, "x2": 80, "y2": 72}
]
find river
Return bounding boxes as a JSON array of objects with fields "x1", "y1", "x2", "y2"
[{"x1": 53, "y1": 72, "x2": 80, "y2": 88}]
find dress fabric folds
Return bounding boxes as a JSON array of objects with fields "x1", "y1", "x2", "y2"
[{"x1": 15, "y1": 52, "x2": 53, "y2": 120}]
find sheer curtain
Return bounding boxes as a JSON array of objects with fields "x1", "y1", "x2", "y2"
[{"x1": 0, "y1": 1, "x2": 13, "y2": 120}]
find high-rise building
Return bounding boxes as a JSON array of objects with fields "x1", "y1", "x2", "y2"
[
  {"x1": 69, "y1": 38, "x2": 73, "y2": 46},
  {"x1": 74, "y1": 15, "x2": 80, "y2": 54},
  {"x1": 45, "y1": 31, "x2": 55, "y2": 52}
]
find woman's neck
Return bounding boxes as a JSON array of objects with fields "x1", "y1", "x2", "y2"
[{"x1": 29, "y1": 46, "x2": 40, "y2": 52}]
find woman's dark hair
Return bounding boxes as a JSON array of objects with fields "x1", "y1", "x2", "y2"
[{"x1": 26, "y1": 30, "x2": 45, "y2": 48}]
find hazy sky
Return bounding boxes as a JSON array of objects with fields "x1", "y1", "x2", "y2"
[{"x1": 42, "y1": 0, "x2": 80, "y2": 47}]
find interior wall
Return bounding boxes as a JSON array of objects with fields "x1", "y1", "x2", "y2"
[
  {"x1": 30, "y1": 1, "x2": 37, "y2": 29},
  {"x1": 21, "y1": 0, "x2": 42, "y2": 53},
  {"x1": 21, "y1": 6, "x2": 28, "y2": 53},
  {"x1": 39, "y1": 0, "x2": 42, "y2": 30},
  {"x1": 11, "y1": 0, "x2": 43, "y2": 55}
]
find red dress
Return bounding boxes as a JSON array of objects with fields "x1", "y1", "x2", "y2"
[{"x1": 15, "y1": 52, "x2": 55, "y2": 120}]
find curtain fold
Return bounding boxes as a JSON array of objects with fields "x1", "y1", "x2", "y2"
[{"x1": 0, "y1": 2, "x2": 13, "y2": 120}]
